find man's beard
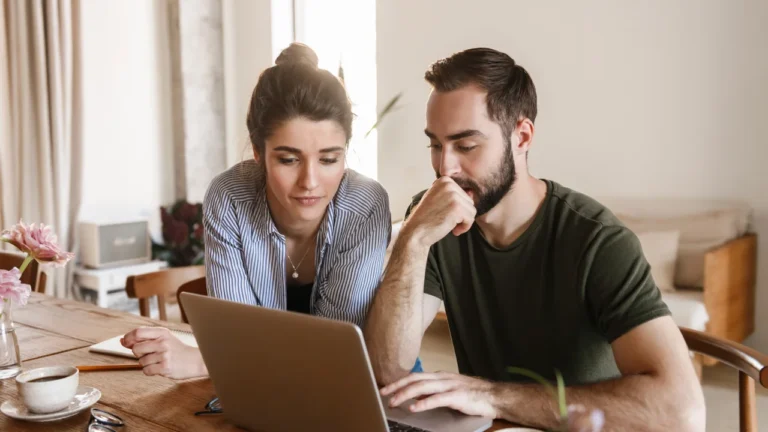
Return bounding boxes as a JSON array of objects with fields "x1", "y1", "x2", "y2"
[{"x1": 437, "y1": 145, "x2": 516, "y2": 217}]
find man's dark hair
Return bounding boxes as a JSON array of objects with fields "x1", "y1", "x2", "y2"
[{"x1": 424, "y1": 48, "x2": 537, "y2": 144}]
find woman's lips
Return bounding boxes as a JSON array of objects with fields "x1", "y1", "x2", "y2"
[{"x1": 293, "y1": 196, "x2": 323, "y2": 206}]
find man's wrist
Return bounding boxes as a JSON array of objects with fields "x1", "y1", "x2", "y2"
[
  {"x1": 486, "y1": 381, "x2": 520, "y2": 421},
  {"x1": 398, "y1": 224, "x2": 432, "y2": 254}
]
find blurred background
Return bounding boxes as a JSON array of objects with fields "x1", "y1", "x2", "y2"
[{"x1": 1, "y1": 2, "x2": 767, "y2": 428}]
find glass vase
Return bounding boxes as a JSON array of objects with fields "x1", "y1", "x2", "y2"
[{"x1": 0, "y1": 299, "x2": 21, "y2": 379}]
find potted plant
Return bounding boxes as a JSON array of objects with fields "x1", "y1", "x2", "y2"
[{"x1": 152, "y1": 199, "x2": 205, "y2": 267}]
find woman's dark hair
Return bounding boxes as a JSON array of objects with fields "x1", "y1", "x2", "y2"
[{"x1": 246, "y1": 43, "x2": 353, "y2": 156}]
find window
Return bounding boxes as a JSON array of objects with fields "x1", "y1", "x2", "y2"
[{"x1": 293, "y1": 0, "x2": 378, "y2": 179}]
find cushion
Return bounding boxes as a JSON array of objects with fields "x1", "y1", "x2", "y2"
[
  {"x1": 635, "y1": 230, "x2": 679, "y2": 292},
  {"x1": 618, "y1": 210, "x2": 746, "y2": 288},
  {"x1": 661, "y1": 289, "x2": 709, "y2": 332}
]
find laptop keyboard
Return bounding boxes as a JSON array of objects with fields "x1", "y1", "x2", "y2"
[{"x1": 387, "y1": 419, "x2": 431, "y2": 432}]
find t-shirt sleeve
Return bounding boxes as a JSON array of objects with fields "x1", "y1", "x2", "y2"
[
  {"x1": 583, "y1": 225, "x2": 671, "y2": 343},
  {"x1": 404, "y1": 194, "x2": 443, "y2": 301}
]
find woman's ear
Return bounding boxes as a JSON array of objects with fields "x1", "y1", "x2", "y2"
[{"x1": 252, "y1": 148, "x2": 261, "y2": 164}]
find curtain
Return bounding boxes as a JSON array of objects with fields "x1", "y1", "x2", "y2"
[{"x1": 0, "y1": 0, "x2": 83, "y2": 298}]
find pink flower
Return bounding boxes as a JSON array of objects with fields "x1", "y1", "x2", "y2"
[
  {"x1": 0, "y1": 268, "x2": 31, "y2": 306},
  {"x1": 567, "y1": 404, "x2": 605, "y2": 432},
  {"x1": 1, "y1": 220, "x2": 75, "y2": 267}
]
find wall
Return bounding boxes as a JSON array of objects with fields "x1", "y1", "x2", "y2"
[
  {"x1": 222, "y1": 0, "x2": 293, "y2": 168},
  {"x1": 376, "y1": 0, "x2": 768, "y2": 350},
  {"x1": 78, "y1": 0, "x2": 175, "y2": 240}
]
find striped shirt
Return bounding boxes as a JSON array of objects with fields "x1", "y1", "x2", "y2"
[{"x1": 202, "y1": 160, "x2": 391, "y2": 328}]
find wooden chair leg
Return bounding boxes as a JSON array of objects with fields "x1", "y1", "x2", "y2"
[
  {"x1": 138, "y1": 298, "x2": 150, "y2": 318},
  {"x1": 739, "y1": 371, "x2": 757, "y2": 432},
  {"x1": 157, "y1": 294, "x2": 167, "y2": 321}
]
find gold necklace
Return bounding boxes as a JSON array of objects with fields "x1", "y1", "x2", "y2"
[{"x1": 286, "y1": 246, "x2": 311, "y2": 279}]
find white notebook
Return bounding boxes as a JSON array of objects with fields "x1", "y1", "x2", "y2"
[{"x1": 89, "y1": 328, "x2": 198, "y2": 359}]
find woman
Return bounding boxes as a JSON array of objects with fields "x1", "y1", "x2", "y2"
[{"x1": 121, "y1": 43, "x2": 404, "y2": 379}]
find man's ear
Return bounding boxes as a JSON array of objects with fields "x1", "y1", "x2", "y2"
[{"x1": 512, "y1": 118, "x2": 535, "y2": 156}]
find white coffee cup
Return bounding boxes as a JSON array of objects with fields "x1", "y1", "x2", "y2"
[{"x1": 15, "y1": 365, "x2": 79, "y2": 414}]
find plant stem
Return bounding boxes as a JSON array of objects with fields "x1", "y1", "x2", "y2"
[
  {"x1": 555, "y1": 369, "x2": 567, "y2": 419},
  {"x1": 507, "y1": 367, "x2": 557, "y2": 397},
  {"x1": 18, "y1": 255, "x2": 33, "y2": 274}
]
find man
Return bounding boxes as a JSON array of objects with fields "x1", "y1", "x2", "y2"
[{"x1": 363, "y1": 48, "x2": 705, "y2": 431}]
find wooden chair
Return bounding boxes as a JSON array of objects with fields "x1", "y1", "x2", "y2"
[
  {"x1": 0, "y1": 250, "x2": 47, "y2": 294},
  {"x1": 176, "y1": 276, "x2": 207, "y2": 324},
  {"x1": 125, "y1": 266, "x2": 205, "y2": 321},
  {"x1": 681, "y1": 327, "x2": 768, "y2": 432}
]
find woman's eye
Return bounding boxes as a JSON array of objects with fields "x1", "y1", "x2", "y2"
[
  {"x1": 320, "y1": 158, "x2": 339, "y2": 165},
  {"x1": 278, "y1": 157, "x2": 298, "y2": 165},
  {"x1": 458, "y1": 146, "x2": 477, "y2": 153},
  {"x1": 427, "y1": 143, "x2": 442, "y2": 150}
]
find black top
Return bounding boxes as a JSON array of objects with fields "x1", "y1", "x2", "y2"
[{"x1": 286, "y1": 282, "x2": 314, "y2": 314}]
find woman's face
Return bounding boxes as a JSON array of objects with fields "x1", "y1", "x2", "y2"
[{"x1": 258, "y1": 117, "x2": 347, "y2": 225}]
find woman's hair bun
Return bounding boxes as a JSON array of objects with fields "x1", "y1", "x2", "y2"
[{"x1": 275, "y1": 42, "x2": 319, "y2": 68}]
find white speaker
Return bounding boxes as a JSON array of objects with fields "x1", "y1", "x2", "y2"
[{"x1": 78, "y1": 220, "x2": 151, "y2": 269}]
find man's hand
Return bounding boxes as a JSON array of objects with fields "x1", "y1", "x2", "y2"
[
  {"x1": 403, "y1": 177, "x2": 476, "y2": 248},
  {"x1": 121, "y1": 327, "x2": 207, "y2": 380},
  {"x1": 380, "y1": 372, "x2": 498, "y2": 419}
]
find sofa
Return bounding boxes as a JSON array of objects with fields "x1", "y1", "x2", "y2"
[
  {"x1": 386, "y1": 198, "x2": 757, "y2": 375},
  {"x1": 603, "y1": 198, "x2": 757, "y2": 374}
]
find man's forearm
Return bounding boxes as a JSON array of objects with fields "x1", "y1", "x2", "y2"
[
  {"x1": 364, "y1": 230, "x2": 430, "y2": 385},
  {"x1": 491, "y1": 374, "x2": 703, "y2": 432}
]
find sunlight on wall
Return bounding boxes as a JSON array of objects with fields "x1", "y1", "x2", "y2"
[{"x1": 294, "y1": 0, "x2": 378, "y2": 180}]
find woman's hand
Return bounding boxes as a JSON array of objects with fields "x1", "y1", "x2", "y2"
[{"x1": 121, "y1": 327, "x2": 208, "y2": 380}]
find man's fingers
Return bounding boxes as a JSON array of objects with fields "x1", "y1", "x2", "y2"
[
  {"x1": 388, "y1": 379, "x2": 460, "y2": 407},
  {"x1": 452, "y1": 221, "x2": 474, "y2": 236},
  {"x1": 409, "y1": 390, "x2": 466, "y2": 413},
  {"x1": 380, "y1": 373, "x2": 442, "y2": 396}
]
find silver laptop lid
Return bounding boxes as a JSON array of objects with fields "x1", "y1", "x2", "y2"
[{"x1": 180, "y1": 292, "x2": 390, "y2": 432}]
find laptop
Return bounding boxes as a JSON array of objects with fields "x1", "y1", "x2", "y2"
[{"x1": 179, "y1": 292, "x2": 493, "y2": 432}]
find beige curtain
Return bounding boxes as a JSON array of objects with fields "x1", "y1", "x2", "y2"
[{"x1": 0, "y1": 0, "x2": 83, "y2": 299}]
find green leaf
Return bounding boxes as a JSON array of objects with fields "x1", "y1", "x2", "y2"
[
  {"x1": 506, "y1": 367, "x2": 557, "y2": 398},
  {"x1": 555, "y1": 369, "x2": 567, "y2": 419},
  {"x1": 364, "y1": 92, "x2": 403, "y2": 138}
]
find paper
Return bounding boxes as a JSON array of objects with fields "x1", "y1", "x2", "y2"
[{"x1": 89, "y1": 328, "x2": 198, "y2": 359}]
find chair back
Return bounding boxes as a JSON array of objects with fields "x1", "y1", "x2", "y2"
[
  {"x1": 125, "y1": 265, "x2": 205, "y2": 321},
  {"x1": 681, "y1": 327, "x2": 768, "y2": 432},
  {"x1": 176, "y1": 276, "x2": 207, "y2": 324},
  {"x1": 0, "y1": 251, "x2": 46, "y2": 294}
]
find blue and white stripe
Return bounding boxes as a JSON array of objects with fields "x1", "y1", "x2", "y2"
[{"x1": 202, "y1": 160, "x2": 391, "y2": 328}]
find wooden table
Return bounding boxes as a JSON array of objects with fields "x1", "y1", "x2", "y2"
[{"x1": 1, "y1": 293, "x2": 512, "y2": 431}]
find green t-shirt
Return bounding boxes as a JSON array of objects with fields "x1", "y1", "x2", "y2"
[{"x1": 406, "y1": 180, "x2": 670, "y2": 386}]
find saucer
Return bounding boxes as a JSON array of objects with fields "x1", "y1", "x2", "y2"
[{"x1": 1, "y1": 385, "x2": 101, "y2": 422}]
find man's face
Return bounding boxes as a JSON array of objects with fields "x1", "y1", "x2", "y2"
[{"x1": 425, "y1": 84, "x2": 516, "y2": 216}]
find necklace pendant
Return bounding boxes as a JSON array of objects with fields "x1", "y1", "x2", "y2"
[{"x1": 292, "y1": 271, "x2": 299, "y2": 279}]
